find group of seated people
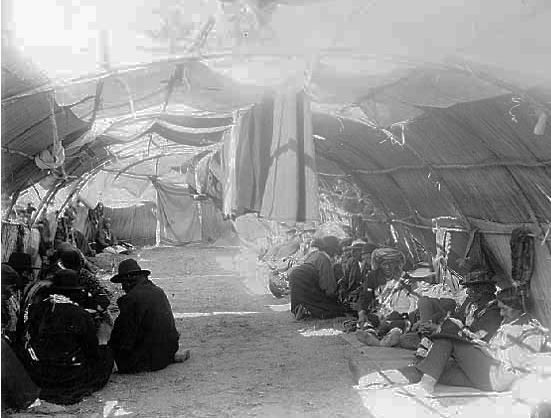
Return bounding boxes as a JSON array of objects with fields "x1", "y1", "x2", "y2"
[
  {"x1": 35, "y1": 202, "x2": 130, "y2": 269},
  {"x1": 287, "y1": 235, "x2": 551, "y2": 410},
  {"x1": 288, "y1": 236, "x2": 408, "y2": 323},
  {"x1": 1, "y1": 240, "x2": 186, "y2": 413}
]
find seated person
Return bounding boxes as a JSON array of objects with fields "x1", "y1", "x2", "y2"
[
  {"x1": 36, "y1": 209, "x2": 55, "y2": 258},
  {"x1": 2, "y1": 280, "x2": 66, "y2": 416},
  {"x1": 356, "y1": 248, "x2": 414, "y2": 346},
  {"x1": 4, "y1": 252, "x2": 34, "y2": 287},
  {"x1": 337, "y1": 240, "x2": 366, "y2": 308},
  {"x1": 54, "y1": 209, "x2": 94, "y2": 257},
  {"x1": 288, "y1": 236, "x2": 347, "y2": 320},
  {"x1": 400, "y1": 266, "x2": 501, "y2": 353},
  {"x1": 2, "y1": 338, "x2": 67, "y2": 414},
  {"x1": 396, "y1": 287, "x2": 549, "y2": 396},
  {"x1": 53, "y1": 243, "x2": 112, "y2": 326},
  {"x1": 22, "y1": 269, "x2": 114, "y2": 405},
  {"x1": 95, "y1": 218, "x2": 133, "y2": 255},
  {"x1": 95, "y1": 218, "x2": 117, "y2": 253},
  {"x1": 108, "y1": 259, "x2": 183, "y2": 373},
  {"x1": 360, "y1": 242, "x2": 377, "y2": 277},
  {"x1": 2, "y1": 265, "x2": 26, "y2": 344},
  {"x1": 334, "y1": 238, "x2": 354, "y2": 283},
  {"x1": 356, "y1": 247, "x2": 406, "y2": 320}
]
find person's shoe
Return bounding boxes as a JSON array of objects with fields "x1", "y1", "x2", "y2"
[
  {"x1": 174, "y1": 349, "x2": 191, "y2": 363},
  {"x1": 294, "y1": 304, "x2": 308, "y2": 321},
  {"x1": 380, "y1": 327, "x2": 403, "y2": 347},
  {"x1": 357, "y1": 330, "x2": 381, "y2": 346}
]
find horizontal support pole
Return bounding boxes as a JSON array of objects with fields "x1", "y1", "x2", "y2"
[{"x1": 355, "y1": 160, "x2": 551, "y2": 175}]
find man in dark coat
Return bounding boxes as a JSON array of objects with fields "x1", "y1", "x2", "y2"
[{"x1": 108, "y1": 259, "x2": 182, "y2": 373}]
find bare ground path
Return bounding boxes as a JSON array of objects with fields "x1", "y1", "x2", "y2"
[{"x1": 10, "y1": 245, "x2": 371, "y2": 418}]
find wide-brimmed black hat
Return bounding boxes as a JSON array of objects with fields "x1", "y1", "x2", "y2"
[
  {"x1": 59, "y1": 249, "x2": 82, "y2": 271},
  {"x1": 110, "y1": 258, "x2": 150, "y2": 283},
  {"x1": 50, "y1": 269, "x2": 84, "y2": 291},
  {"x1": 1, "y1": 264, "x2": 23, "y2": 288},
  {"x1": 7, "y1": 252, "x2": 32, "y2": 274}
]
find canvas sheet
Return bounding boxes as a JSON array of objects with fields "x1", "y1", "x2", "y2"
[{"x1": 152, "y1": 180, "x2": 202, "y2": 246}]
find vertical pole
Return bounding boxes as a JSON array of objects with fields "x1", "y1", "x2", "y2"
[
  {"x1": 155, "y1": 161, "x2": 161, "y2": 247},
  {"x1": 1, "y1": 0, "x2": 14, "y2": 47},
  {"x1": 98, "y1": 29, "x2": 111, "y2": 71},
  {"x1": 4, "y1": 190, "x2": 20, "y2": 221}
]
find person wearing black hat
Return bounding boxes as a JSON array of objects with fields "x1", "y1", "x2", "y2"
[
  {"x1": 23, "y1": 269, "x2": 114, "y2": 405},
  {"x1": 288, "y1": 235, "x2": 346, "y2": 320},
  {"x1": 452, "y1": 265, "x2": 502, "y2": 341},
  {"x1": 55, "y1": 243, "x2": 111, "y2": 316},
  {"x1": 4, "y1": 251, "x2": 34, "y2": 286},
  {"x1": 108, "y1": 259, "x2": 182, "y2": 373}
]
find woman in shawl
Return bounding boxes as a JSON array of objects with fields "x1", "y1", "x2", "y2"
[
  {"x1": 288, "y1": 236, "x2": 347, "y2": 320},
  {"x1": 395, "y1": 287, "x2": 550, "y2": 397},
  {"x1": 22, "y1": 269, "x2": 113, "y2": 405}
]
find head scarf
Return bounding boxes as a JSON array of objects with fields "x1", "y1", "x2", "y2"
[{"x1": 371, "y1": 247, "x2": 405, "y2": 280}]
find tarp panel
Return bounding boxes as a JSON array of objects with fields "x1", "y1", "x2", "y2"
[
  {"x1": 104, "y1": 203, "x2": 157, "y2": 247},
  {"x1": 152, "y1": 180, "x2": 202, "y2": 245},
  {"x1": 96, "y1": 120, "x2": 227, "y2": 146},
  {"x1": 1, "y1": 46, "x2": 49, "y2": 101},
  {"x1": 389, "y1": 171, "x2": 464, "y2": 219},
  {"x1": 507, "y1": 168, "x2": 551, "y2": 223}
]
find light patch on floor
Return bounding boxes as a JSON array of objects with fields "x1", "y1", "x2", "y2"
[
  {"x1": 173, "y1": 311, "x2": 261, "y2": 318},
  {"x1": 152, "y1": 274, "x2": 236, "y2": 280},
  {"x1": 103, "y1": 400, "x2": 133, "y2": 417},
  {"x1": 267, "y1": 303, "x2": 291, "y2": 312},
  {"x1": 300, "y1": 328, "x2": 343, "y2": 337}
]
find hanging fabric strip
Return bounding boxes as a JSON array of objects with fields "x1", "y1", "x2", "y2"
[
  {"x1": 222, "y1": 110, "x2": 241, "y2": 216},
  {"x1": 260, "y1": 87, "x2": 318, "y2": 223},
  {"x1": 35, "y1": 93, "x2": 66, "y2": 170}
]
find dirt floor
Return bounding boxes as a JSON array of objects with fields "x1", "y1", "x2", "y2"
[{"x1": 8, "y1": 245, "x2": 376, "y2": 418}]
